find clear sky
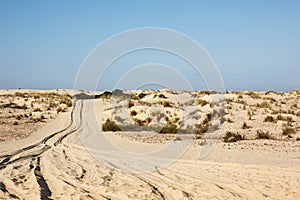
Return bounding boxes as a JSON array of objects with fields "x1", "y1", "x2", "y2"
[{"x1": 0, "y1": 0, "x2": 299, "y2": 91}]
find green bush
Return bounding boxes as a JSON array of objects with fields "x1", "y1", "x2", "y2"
[
  {"x1": 102, "y1": 119, "x2": 122, "y2": 132},
  {"x1": 138, "y1": 93, "x2": 147, "y2": 99}
]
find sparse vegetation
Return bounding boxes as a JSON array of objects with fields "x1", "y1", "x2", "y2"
[
  {"x1": 247, "y1": 92, "x2": 261, "y2": 99},
  {"x1": 264, "y1": 115, "x2": 276, "y2": 123},
  {"x1": 130, "y1": 110, "x2": 137, "y2": 116},
  {"x1": 226, "y1": 117, "x2": 234, "y2": 123},
  {"x1": 128, "y1": 101, "x2": 134, "y2": 108},
  {"x1": 277, "y1": 115, "x2": 293, "y2": 124},
  {"x1": 138, "y1": 93, "x2": 147, "y2": 99},
  {"x1": 256, "y1": 130, "x2": 272, "y2": 139},
  {"x1": 56, "y1": 106, "x2": 67, "y2": 113},
  {"x1": 248, "y1": 110, "x2": 252, "y2": 120},
  {"x1": 102, "y1": 119, "x2": 122, "y2": 132},
  {"x1": 282, "y1": 126, "x2": 296, "y2": 135},
  {"x1": 59, "y1": 97, "x2": 72, "y2": 107},
  {"x1": 198, "y1": 99, "x2": 209, "y2": 106},
  {"x1": 99, "y1": 91, "x2": 112, "y2": 99},
  {"x1": 242, "y1": 122, "x2": 250, "y2": 129},
  {"x1": 223, "y1": 132, "x2": 243, "y2": 142},
  {"x1": 161, "y1": 101, "x2": 172, "y2": 107},
  {"x1": 158, "y1": 94, "x2": 167, "y2": 99},
  {"x1": 257, "y1": 101, "x2": 270, "y2": 109},
  {"x1": 33, "y1": 108, "x2": 42, "y2": 112},
  {"x1": 159, "y1": 123, "x2": 178, "y2": 134}
]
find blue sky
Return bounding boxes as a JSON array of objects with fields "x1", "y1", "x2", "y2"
[{"x1": 0, "y1": 0, "x2": 299, "y2": 91}]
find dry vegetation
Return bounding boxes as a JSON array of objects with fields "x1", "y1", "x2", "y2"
[
  {"x1": 0, "y1": 90, "x2": 72, "y2": 141},
  {"x1": 100, "y1": 89, "x2": 300, "y2": 143}
]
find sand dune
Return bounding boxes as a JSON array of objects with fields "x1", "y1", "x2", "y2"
[{"x1": 0, "y1": 90, "x2": 300, "y2": 199}]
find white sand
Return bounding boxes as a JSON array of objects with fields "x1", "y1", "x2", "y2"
[{"x1": 0, "y1": 90, "x2": 299, "y2": 199}]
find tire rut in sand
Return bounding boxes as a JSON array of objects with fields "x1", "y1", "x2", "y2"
[{"x1": 34, "y1": 157, "x2": 52, "y2": 200}]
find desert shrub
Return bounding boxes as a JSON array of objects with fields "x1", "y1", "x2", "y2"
[
  {"x1": 60, "y1": 97, "x2": 72, "y2": 107},
  {"x1": 130, "y1": 95, "x2": 139, "y2": 100},
  {"x1": 296, "y1": 111, "x2": 300, "y2": 117},
  {"x1": 198, "y1": 99, "x2": 209, "y2": 106},
  {"x1": 158, "y1": 94, "x2": 167, "y2": 99},
  {"x1": 33, "y1": 108, "x2": 42, "y2": 112},
  {"x1": 264, "y1": 115, "x2": 276, "y2": 123},
  {"x1": 282, "y1": 126, "x2": 296, "y2": 135},
  {"x1": 13, "y1": 121, "x2": 19, "y2": 125},
  {"x1": 145, "y1": 117, "x2": 151, "y2": 124},
  {"x1": 263, "y1": 97, "x2": 276, "y2": 103},
  {"x1": 15, "y1": 92, "x2": 26, "y2": 97},
  {"x1": 285, "y1": 116, "x2": 293, "y2": 123},
  {"x1": 128, "y1": 101, "x2": 134, "y2": 108},
  {"x1": 223, "y1": 132, "x2": 243, "y2": 142},
  {"x1": 102, "y1": 119, "x2": 122, "y2": 132},
  {"x1": 30, "y1": 115, "x2": 45, "y2": 123},
  {"x1": 16, "y1": 115, "x2": 22, "y2": 120},
  {"x1": 256, "y1": 130, "x2": 271, "y2": 139},
  {"x1": 196, "y1": 123, "x2": 209, "y2": 134},
  {"x1": 226, "y1": 117, "x2": 234, "y2": 123},
  {"x1": 277, "y1": 115, "x2": 293, "y2": 123},
  {"x1": 138, "y1": 93, "x2": 147, "y2": 99},
  {"x1": 20, "y1": 103, "x2": 28, "y2": 109},
  {"x1": 13, "y1": 103, "x2": 28, "y2": 109},
  {"x1": 130, "y1": 110, "x2": 137, "y2": 116},
  {"x1": 248, "y1": 110, "x2": 252, "y2": 120},
  {"x1": 56, "y1": 106, "x2": 67, "y2": 113},
  {"x1": 248, "y1": 92, "x2": 261, "y2": 99},
  {"x1": 288, "y1": 110, "x2": 295, "y2": 115},
  {"x1": 242, "y1": 122, "x2": 250, "y2": 129},
  {"x1": 134, "y1": 119, "x2": 144, "y2": 126},
  {"x1": 161, "y1": 101, "x2": 172, "y2": 107},
  {"x1": 290, "y1": 103, "x2": 298, "y2": 109},
  {"x1": 237, "y1": 99, "x2": 245, "y2": 104},
  {"x1": 243, "y1": 104, "x2": 246, "y2": 110},
  {"x1": 100, "y1": 91, "x2": 112, "y2": 99},
  {"x1": 159, "y1": 123, "x2": 178, "y2": 134},
  {"x1": 257, "y1": 101, "x2": 270, "y2": 109}
]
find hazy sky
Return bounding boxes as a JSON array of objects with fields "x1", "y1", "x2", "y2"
[{"x1": 0, "y1": 0, "x2": 299, "y2": 91}]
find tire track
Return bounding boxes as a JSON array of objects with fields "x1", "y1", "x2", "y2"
[
  {"x1": 0, "y1": 99, "x2": 83, "y2": 199},
  {"x1": 34, "y1": 157, "x2": 52, "y2": 200},
  {"x1": 0, "y1": 100, "x2": 80, "y2": 167}
]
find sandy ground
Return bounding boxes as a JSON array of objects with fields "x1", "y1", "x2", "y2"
[
  {"x1": 0, "y1": 89, "x2": 73, "y2": 141},
  {"x1": 0, "y1": 90, "x2": 299, "y2": 199}
]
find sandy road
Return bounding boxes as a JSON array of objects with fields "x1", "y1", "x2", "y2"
[{"x1": 0, "y1": 99, "x2": 300, "y2": 199}]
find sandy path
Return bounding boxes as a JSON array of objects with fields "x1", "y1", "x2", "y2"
[{"x1": 0, "y1": 99, "x2": 299, "y2": 199}]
